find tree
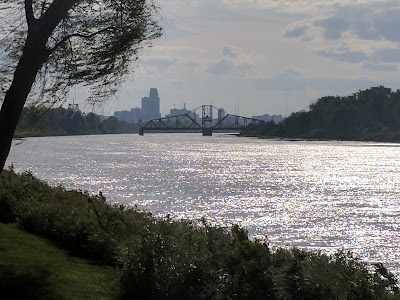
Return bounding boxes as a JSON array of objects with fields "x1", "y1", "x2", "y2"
[{"x1": 0, "y1": 0, "x2": 162, "y2": 172}]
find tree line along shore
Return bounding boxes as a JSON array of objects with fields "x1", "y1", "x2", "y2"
[
  {"x1": 244, "y1": 86, "x2": 400, "y2": 143},
  {"x1": 14, "y1": 106, "x2": 142, "y2": 138}
]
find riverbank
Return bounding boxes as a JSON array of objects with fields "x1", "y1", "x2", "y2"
[
  {"x1": 1, "y1": 168, "x2": 399, "y2": 299},
  {"x1": 241, "y1": 132, "x2": 400, "y2": 144},
  {"x1": 0, "y1": 223, "x2": 118, "y2": 299}
]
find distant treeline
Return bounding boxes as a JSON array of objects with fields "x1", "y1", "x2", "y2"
[
  {"x1": 245, "y1": 86, "x2": 400, "y2": 142},
  {"x1": 16, "y1": 106, "x2": 141, "y2": 137}
]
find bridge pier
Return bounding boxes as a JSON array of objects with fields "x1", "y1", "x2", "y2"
[{"x1": 202, "y1": 128, "x2": 213, "y2": 136}]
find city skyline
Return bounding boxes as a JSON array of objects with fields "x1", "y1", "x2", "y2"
[
  {"x1": 113, "y1": 88, "x2": 284, "y2": 123},
  {"x1": 114, "y1": 88, "x2": 161, "y2": 123},
  {"x1": 72, "y1": 0, "x2": 400, "y2": 118}
]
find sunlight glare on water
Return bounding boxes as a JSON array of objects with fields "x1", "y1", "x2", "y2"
[{"x1": 6, "y1": 133, "x2": 400, "y2": 276}]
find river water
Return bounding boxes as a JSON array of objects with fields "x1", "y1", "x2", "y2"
[{"x1": 6, "y1": 133, "x2": 400, "y2": 276}]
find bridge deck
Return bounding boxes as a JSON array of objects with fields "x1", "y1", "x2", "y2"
[{"x1": 139, "y1": 105, "x2": 265, "y2": 136}]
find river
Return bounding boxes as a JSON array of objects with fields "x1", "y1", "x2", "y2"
[{"x1": 6, "y1": 133, "x2": 400, "y2": 276}]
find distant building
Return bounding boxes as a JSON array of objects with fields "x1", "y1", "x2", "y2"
[
  {"x1": 142, "y1": 88, "x2": 161, "y2": 121},
  {"x1": 252, "y1": 113, "x2": 284, "y2": 123},
  {"x1": 114, "y1": 88, "x2": 161, "y2": 123},
  {"x1": 165, "y1": 103, "x2": 199, "y2": 120},
  {"x1": 166, "y1": 103, "x2": 190, "y2": 117},
  {"x1": 131, "y1": 107, "x2": 143, "y2": 122},
  {"x1": 114, "y1": 107, "x2": 143, "y2": 123},
  {"x1": 218, "y1": 108, "x2": 226, "y2": 120}
]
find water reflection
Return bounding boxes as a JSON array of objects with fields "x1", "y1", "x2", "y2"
[{"x1": 7, "y1": 134, "x2": 400, "y2": 276}]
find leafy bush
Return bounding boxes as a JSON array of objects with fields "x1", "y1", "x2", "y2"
[
  {"x1": 118, "y1": 221, "x2": 275, "y2": 300},
  {"x1": 0, "y1": 168, "x2": 152, "y2": 265}
]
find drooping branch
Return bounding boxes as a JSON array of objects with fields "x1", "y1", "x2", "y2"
[
  {"x1": 0, "y1": 0, "x2": 163, "y2": 173},
  {"x1": 48, "y1": 26, "x2": 115, "y2": 55}
]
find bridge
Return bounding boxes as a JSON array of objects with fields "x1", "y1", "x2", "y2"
[{"x1": 139, "y1": 105, "x2": 266, "y2": 136}]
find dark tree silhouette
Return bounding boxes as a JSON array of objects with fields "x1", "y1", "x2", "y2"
[
  {"x1": 246, "y1": 86, "x2": 400, "y2": 142},
  {"x1": 0, "y1": 0, "x2": 162, "y2": 172}
]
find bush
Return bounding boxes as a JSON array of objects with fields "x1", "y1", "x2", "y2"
[
  {"x1": 118, "y1": 222, "x2": 276, "y2": 300},
  {"x1": 0, "y1": 168, "x2": 152, "y2": 266}
]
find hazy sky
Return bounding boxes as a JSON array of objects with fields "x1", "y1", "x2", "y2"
[{"x1": 78, "y1": 0, "x2": 400, "y2": 117}]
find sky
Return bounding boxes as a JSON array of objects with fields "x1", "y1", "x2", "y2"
[{"x1": 77, "y1": 0, "x2": 400, "y2": 118}]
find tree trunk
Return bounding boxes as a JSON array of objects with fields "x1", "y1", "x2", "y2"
[
  {"x1": 0, "y1": 0, "x2": 76, "y2": 174},
  {"x1": 0, "y1": 39, "x2": 47, "y2": 173}
]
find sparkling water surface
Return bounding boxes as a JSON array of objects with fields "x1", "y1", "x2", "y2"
[{"x1": 6, "y1": 133, "x2": 400, "y2": 276}]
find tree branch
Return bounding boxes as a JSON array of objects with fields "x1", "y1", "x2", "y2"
[
  {"x1": 49, "y1": 27, "x2": 114, "y2": 54},
  {"x1": 24, "y1": 0, "x2": 36, "y2": 29},
  {"x1": 39, "y1": 0, "x2": 80, "y2": 37}
]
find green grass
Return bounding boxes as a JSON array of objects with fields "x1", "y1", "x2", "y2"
[{"x1": 0, "y1": 223, "x2": 120, "y2": 300}]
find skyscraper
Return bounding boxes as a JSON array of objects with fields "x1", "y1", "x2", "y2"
[{"x1": 141, "y1": 88, "x2": 161, "y2": 121}]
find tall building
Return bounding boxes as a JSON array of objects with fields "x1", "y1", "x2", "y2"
[
  {"x1": 131, "y1": 107, "x2": 143, "y2": 122},
  {"x1": 142, "y1": 88, "x2": 161, "y2": 121},
  {"x1": 218, "y1": 108, "x2": 225, "y2": 120},
  {"x1": 114, "y1": 88, "x2": 161, "y2": 123}
]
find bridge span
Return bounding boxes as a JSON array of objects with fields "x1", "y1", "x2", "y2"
[{"x1": 139, "y1": 105, "x2": 266, "y2": 136}]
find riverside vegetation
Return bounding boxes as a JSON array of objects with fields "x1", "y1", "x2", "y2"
[
  {"x1": 15, "y1": 106, "x2": 141, "y2": 137},
  {"x1": 0, "y1": 168, "x2": 399, "y2": 299},
  {"x1": 245, "y1": 86, "x2": 400, "y2": 142}
]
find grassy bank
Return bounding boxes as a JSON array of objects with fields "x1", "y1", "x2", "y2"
[
  {"x1": 0, "y1": 223, "x2": 119, "y2": 300},
  {"x1": 1, "y1": 168, "x2": 399, "y2": 299}
]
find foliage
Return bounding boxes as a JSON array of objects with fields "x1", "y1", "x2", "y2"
[
  {"x1": 0, "y1": 0, "x2": 162, "y2": 174},
  {"x1": 1, "y1": 169, "x2": 399, "y2": 299},
  {"x1": 118, "y1": 221, "x2": 275, "y2": 299},
  {"x1": 15, "y1": 106, "x2": 141, "y2": 137},
  {"x1": 246, "y1": 86, "x2": 400, "y2": 142},
  {"x1": 0, "y1": 167, "x2": 150, "y2": 265},
  {"x1": 0, "y1": 0, "x2": 162, "y2": 104}
]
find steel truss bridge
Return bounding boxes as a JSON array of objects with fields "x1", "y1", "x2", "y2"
[{"x1": 139, "y1": 105, "x2": 266, "y2": 136}]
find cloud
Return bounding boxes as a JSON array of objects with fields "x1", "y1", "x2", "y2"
[
  {"x1": 353, "y1": 21, "x2": 381, "y2": 40},
  {"x1": 372, "y1": 8, "x2": 400, "y2": 42},
  {"x1": 314, "y1": 16, "x2": 350, "y2": 40},
  {"x1": 222, "y1": 46, "x2": 237, "y2": 58},
  {"x1": 253, "y1": 70, "x2": 305, "y2": 91},
  {"x1": 363, "y1": 63, "x2": 397, "y2": 72},
  {"x1": 282, "y1": 2, "x2": 400, "y2": 43},
  {"x1": 207, "y1": 47, "x2": 254, "y2": 76},
  {"x1": 253, "y1": 70, "x2": 374, "y2": 92},
  {"x1": 372, "y1": 48, "x2": 400, "y2": 63},
  {"x1": 237, "y1": 63, "x2": 253, "y2": 75},
  {"x1": 314, "y1": 46, "x2": 368, "y2": 63},
  {"x1": 207, "y1": 59, "x2": 234, "y2": 75},
  {"x1": 284, "y1": 24, "x2": 307, "y2": 38},
  {"x1": 280, "y1": 2, "x2": 400, "y2": 71},
  {"x1": 144, "y1": 58, "x2": 176, "y2": 70}
]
